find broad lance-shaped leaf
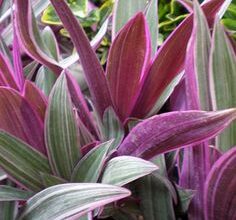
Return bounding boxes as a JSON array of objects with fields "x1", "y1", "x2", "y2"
[
  {"x1": 50, "y1": 0, "x2": 113, "y2": 117},
  {"x1": 204, "y1": 147, "x2": 236, "y2": 220},
  {"x1": 131, "y1": 0, "x2": 228, "y2": 118},
  {"x1": 107, "y1": 12, "x2": 150, "y2": 121},
  {"x1": 18, "y1": 183, "x2": 131, "y2": 220},
  {"x1": 14, "y1": 0, "x2": 61, "y2": 75},
  {"x1": 46, "y1": 72, "x2": 80, "y2": 180},
  {"x1": 210, "y1": 19, "x2": 236, "y2": 151},
  {"x1": 0, "y1": 87, "x2": 45, "y2": 154},
  {"x1": 71, "y1": 141, "x2": 113, "y2": 183},
  {"x1": 0, "y1": 131, "x2": 51, "y2": 191},
  {"x1": 102, "y1": 156, "x2": 158, "y2": 186},
  {"x1": 66, "y1": 72, "x2": 99, "y2": 139},
  {"x1": 23, "y1": 80, "x2": 48, "y2": 122},
  {"x1": 118, "y1": 109, "x2": 236, "y2": 159},
  {"x1": 0, "y1": 185, "x2": 33, "y2": 201},
  {"x1": 0, "y1": 52, "x2": 19, "y2": 90},
  {"x1": 179, "y1": 3, "x2": 214, "y2": 220},
  {"x1": 185, "y1": 1, "x2": 212, "y2": 111}
]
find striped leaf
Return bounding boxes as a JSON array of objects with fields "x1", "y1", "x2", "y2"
[
  {"x1": 46, "y1": 72, "x2": 80, "y2": 180},
  {"x1": 204, "y1": 147, "x2": 236, "y2": 220},
  {"x1": 71, "y1": 141, "x2": 112, "y2": 183},
  {"x1": 210, "y1": 19, "x2": 236, "y2": 151},
  {"x1": 102, "y1": 156, "x2": 158, "y2": 186},
  {"x1": 18, "y1": 183, "x2": 131, "y2": 220},
  {"x1": 0, "y1": 185, "x2": 33, "y2": 201},
  {"x1": 0, "y1": 131, "x2": 50, "y2": 191}
]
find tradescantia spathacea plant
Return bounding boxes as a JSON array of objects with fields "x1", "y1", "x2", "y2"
[{"x1": 0, "y1": 0, "x2": 235, "y2": 219}]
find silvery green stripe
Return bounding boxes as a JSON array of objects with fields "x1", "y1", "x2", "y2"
[
  {"x1": 46, "y1": 72, "x2": 80, "y2": 180},
  {"x1": 18, "y1": 183, "x2": 130, "y2": 220},
  {"x1": 210, "y1": 20, "x2": 236, "y2": 151},
  {"x1": 102, "y1": 156, "x2": 158, "y2": 186},
  {"x1": 0, "y1": 131, "x2": 50, "y2": 191}
]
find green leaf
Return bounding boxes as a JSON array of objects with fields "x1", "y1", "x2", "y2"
[
  {"x1": 175, "y1": 185, "x2": 196, "y2": 215},
  {"x1": 102, "y1": 107, "x2": 124, "y2": 151},
  {"x1": 71, "y1": 141, "x2": 112, "y2": 183},
  {"x1": 0, "y1": 201, "x2": 17, "y2": 220},
  {"x1": 0, "y1": 131, "x2": 50, "y2": 191},
  {"x1": 42, "y1": 0, "x2": 88, "y2": 25},
  {"x1": 35, "y1": 66, "x2": 57, "y2": 96},
  {"x1": 210, "y1": 20, "x2": 236, "y2": 151},
  {"x1": 0, "y1": 185, "x2": 33, "y2": 201},
  {"x1": 102, "y1": 156, "x2": 158, "y2": 186},
  {"x1": 135, "y1": 173, "x2": 176, "y2": 220},
  {"x1": 40, "y1": 173, "x2": 66, "y2": 188},
  {"x1": 145, "y1": 0, "x2": 158, "y2": 56},
  {"x1": 42, "y1": 26, "x2": 60, "y2": 61},
  {"x1": 46, "y1": 72, "x2": 80, "y2": 180},
  {"x1": 112, "y1": 0, "x2": 149, "y2": 37},
  {"x1": 18, "y1": 183, "x2": 131, "y2": 220}
]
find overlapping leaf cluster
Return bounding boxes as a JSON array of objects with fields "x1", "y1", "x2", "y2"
[{"x1": 0, "y1": 0, "x2": 235, "y2": 219}]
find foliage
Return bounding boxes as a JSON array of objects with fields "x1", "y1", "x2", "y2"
[{"x1": 0, "y1": 0, "x2": 235, "y2": 219}]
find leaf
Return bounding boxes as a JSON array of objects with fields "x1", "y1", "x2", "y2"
[
  {"x1": 107, "y1": 12, "x2": 150, "y2": 121},
  {"x1": 66, "y1": 72, "x2": 98, "y2": 139},
  {"x1": 35, "y1": 66, "x2": 57, "y2": 96},
  {"x1": 112, "y1": 0, "x2": 149, "y2": 38},
  {"x1": 209, "y1": 19, "x2": 236, "y2": 151},
  {"x1": 45, "y1": 72, "x2": 80, "y2": 180},
  {"x1": 145, "y1": 0, "x2": 158, "y2": 55},
  {"x1": 102, "y1": 156, "x2": 158, "y2": 186},
  {"x1": 135, "y1": 173, "x2": 176, "y2": 220},
  {"x1": 118, "y1": 109, "x2": 236, "y2": 159},
  {"x1": 18, "y1": 183, "x2": 131, "y2": 220},
  {"x1": 0, "y1": 185, "x2": 33, "y2": 201},
  {"x1": 102, "y1": 107, "x2": 124, "y2": 151},
  {"x1": 0, "y1": 52, "x2": 19, "y2": 90},
  {"x1": 204, "y1": 147, "x2": 236, "y2": 220},
  {"x1": 50, "y1": 0, "x2": 113, "y2": 117},
  {"x1": 14, "y1": 0, "x2": 61, "y2": 75},
  {"x1": 0, "y1": 87, "x2": 46, "y2": 154},
  {"x1": 23, "y1": 80, "x2": 48, "y2": 122},
  {"x1": 0, "y1": 200, "x2": 17, "y2": 220},
  {"x1": 41, "y1": 26, "x2": 60, "y2": 61},
  {"x1": 0, "y1": 131, "x2": 50, "y2": 191},
  {"x1": 71, "y1": 140, "x2": 112, "y2": 183},
  {"x1": 40, "y1": 173, "x2": 66, "y2": 188},
  {"x1": 131, "y1": 0, "x2": 228, "y2": 118},
  {"x1": 185, "y1": 1, "x2": 212, "y2": 111}
]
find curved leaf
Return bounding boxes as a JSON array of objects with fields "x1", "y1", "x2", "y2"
[
  {"x1": 0, "y1": 131, "x2": 50, "y2": 191},
  {"x1": 18, "y1": 183, "x2": 131, "y2": 220},
  {"x1": 107, "y1": 12, "x2": 150, "y2": 121},
  {"x1": 71, "y1": 141, "x2": 112, "y2": 183},
  {"x1": 118, "y1": 109, "x2": 236, "y2": 159},
  {"x1": 204, "y1": 147, "x2": 236, "y2": 220},
  {"x1": 45, "y1": 72, "x2": 80, "y2": 180},
  {"x1": 102, "y1": 156, "x2": 158, "y2": 186}
]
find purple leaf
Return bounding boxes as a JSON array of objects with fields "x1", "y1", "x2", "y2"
[
  {"x1": 14, "y1": 0, "x2": 62, "y2": 75},
  {"x1": 0, "y1": 88, "x2": 46, "y2": 154},
  {"x1": 65, "y1": 72, "x2": 99, "y2": 139},
  {"x1": 0, "y1": 52, "x2": 19, "y2": 90},
  {"x1": 176, "y1": 0, "x2": 193, "y2": 12},
  {"x1": 23, "y1": 80, "x2": 48, "y2": 122},
  {"x1": 118, "y1": 109, "x2": 236, "y2": 159},
  {"x1": 50, "y1": 0, "x2": 113, "y2": 117},
  {"x1": 131, "y1": 0, "x2": 228, "y2": 118},
  {"x1": 106, "y1": 12, "x2": 151, "y2": 121},
  {"x1": 12, "y1": 19, "x2": 24, "y2": 91},
  {"x1": 204, "y1": 146, "x2": 236, "y2": 220}
]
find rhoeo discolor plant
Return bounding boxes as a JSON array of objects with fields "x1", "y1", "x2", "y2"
[{"x1": 0, "y1": 0, "x2": 235, "y2": 219}]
